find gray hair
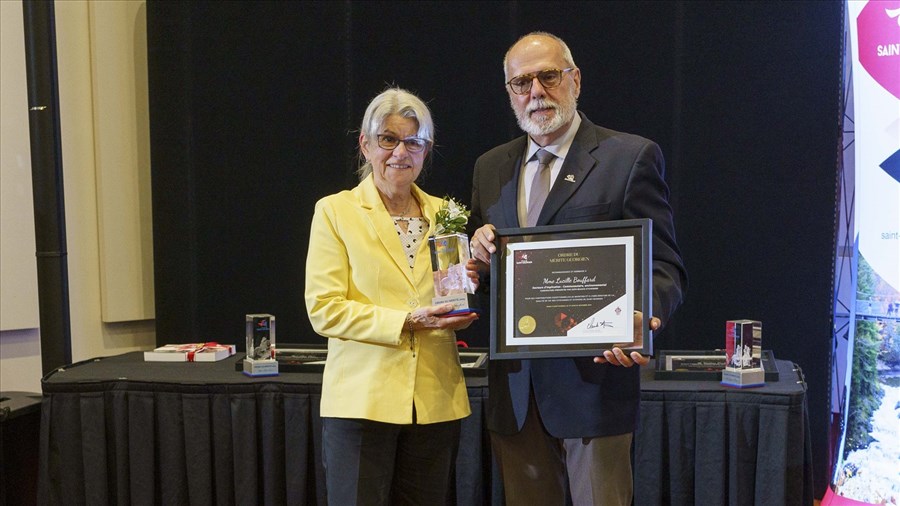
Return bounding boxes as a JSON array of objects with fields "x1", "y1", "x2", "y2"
[
  {"x1": 503, "y1": 32, "x2": 577, "y2": 82},
  {"x1": 357, "y1": 87, "x2": 434, "y2": 180}
]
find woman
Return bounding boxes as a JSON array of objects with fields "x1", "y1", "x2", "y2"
[{"x1": 305, "y1": 88, "x2": 478, "y2": 505}]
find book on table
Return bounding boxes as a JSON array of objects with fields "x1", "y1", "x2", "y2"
[{"x1": 143, "y1": 343, "x2": 236, "y2": 362}]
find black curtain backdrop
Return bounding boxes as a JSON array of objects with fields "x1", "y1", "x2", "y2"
[{"x1": 147, "y1": 0, "x2": 841, "y2": 496}]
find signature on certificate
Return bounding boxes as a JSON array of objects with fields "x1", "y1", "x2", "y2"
[{"x1": 587, "y1": 318, "x2": 614, "y2": 329}]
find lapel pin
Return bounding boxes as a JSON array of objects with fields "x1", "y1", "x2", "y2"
[{"x1": 564, "y1": 174, "x2": 576, "y2": 183}]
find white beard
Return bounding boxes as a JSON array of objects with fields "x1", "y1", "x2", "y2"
[{"x1": 512, "y1": 93, "x2": 578, "y2": 138}]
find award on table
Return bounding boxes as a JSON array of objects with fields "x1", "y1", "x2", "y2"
[
  {"x1": 490, "y1": 220, "x2": 653, "y2": 359},
  {"x1": 428, "y1": 197, "x2": 479, "y2": 316},
  {"x1": 720, "y1": 319, "x2": 764, "y2": 387},
  {"x1": 243, "y1": 313, "x2": 279, "y2": 377}
]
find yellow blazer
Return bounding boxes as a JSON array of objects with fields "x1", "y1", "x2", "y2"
[{"x1": 305, "y1": 175, "x2": 470, "y2": 424}]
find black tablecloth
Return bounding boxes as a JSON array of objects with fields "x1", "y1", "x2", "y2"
[
  {"x1": 636, "y1": 360, "x2": 813, "y2": 506},
  {"x1": 39, "y1": 353, "x2": 812, "y2": 505}
]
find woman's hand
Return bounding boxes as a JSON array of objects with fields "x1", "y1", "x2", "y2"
[
  {"x1": 410, "y1": 304, "x2": 478, "y2": 331},
  {"x1": 465, "y1": 258, "x2": 486, "y2": 289}
]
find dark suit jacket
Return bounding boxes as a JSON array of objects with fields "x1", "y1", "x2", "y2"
[{"x1": 470, "y1": 113, "x2": 687, "y2": 438}]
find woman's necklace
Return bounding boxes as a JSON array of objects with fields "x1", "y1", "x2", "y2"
[{"x1": 390, "y1": 198, "x2": 413, "y2": 221}]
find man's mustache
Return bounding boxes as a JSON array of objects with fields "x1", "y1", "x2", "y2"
[{"x1": 526, "y1": 99, "x2": 559, "y2": 113}]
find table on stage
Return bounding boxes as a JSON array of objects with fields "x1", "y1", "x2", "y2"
[
  {"x1": 38, "y1": 352, "x2": 812, "y2": 505},
  {"x1": 636, "y1": 360, "x2": 814, "y2": 505}
]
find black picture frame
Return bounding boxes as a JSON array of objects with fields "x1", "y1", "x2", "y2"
[{"x1": 490, "y1": 219, "x2": 653, "y2": 359}]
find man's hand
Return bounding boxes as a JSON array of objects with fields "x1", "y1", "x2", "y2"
[
  {"x1": 593, "y1": 313, "x2": 660, "y2": 367},
  {"x1": 470, "y1": 224, "x2": 497, "y2": 264}
]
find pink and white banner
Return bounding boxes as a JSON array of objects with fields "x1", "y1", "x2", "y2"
[
  {"x1": 830, "y1": 1, "x2": 900, "y2": 503},
  {"x1": 852, "y1": 0, "x2": 899, "y2": 292}
]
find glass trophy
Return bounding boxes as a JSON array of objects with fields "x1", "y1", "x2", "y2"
[
  {"x1": 721, "y1": 319, "x2": 764, "y2": 387},
  {"x1": 429, "y1": 233, "x2": 479, "y2": 316},
  {"x1": 243, "y1": 313, "x2": 279, "y2": 376}
]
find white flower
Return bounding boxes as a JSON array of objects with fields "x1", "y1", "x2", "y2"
[{"x1": 434, "y1": 196, "x2": 470, "y2": 235}]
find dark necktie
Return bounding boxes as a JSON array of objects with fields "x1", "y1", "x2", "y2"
[{"x1": 526, "y1": 148, "x2": 555, "y2": 227}]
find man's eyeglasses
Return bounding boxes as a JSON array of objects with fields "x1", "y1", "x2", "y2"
[
  {"x1": 376, "y1": 134, "x2": 430, "y2": 153},
  {"x1": 506, "y1": 68, "x2": 574, "y2": 95}
]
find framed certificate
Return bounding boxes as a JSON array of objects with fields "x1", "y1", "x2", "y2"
[{"x1": 490, "y1": 220, "x2": 653, "y2": 359}]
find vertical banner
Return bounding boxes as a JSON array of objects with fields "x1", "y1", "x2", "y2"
[
  {"x1": 853, "y1": 0, "x2": 900, "y2": 288},
  {"x1": 832, "y1": 1, "x2": 900, "y2": 503}
]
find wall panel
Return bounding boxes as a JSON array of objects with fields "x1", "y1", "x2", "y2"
[
  {"x1": 89, "y1": 1, "x2": 155, "y2": 322},
  {"x1": 0, "y1": 0, "x2": 40, "y2": 331}
]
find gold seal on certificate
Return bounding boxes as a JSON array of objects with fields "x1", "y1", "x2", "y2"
[{"x1": 518, "y1": 315, "x2": 537, "y2": 334}]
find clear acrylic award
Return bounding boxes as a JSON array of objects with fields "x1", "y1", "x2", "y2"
[
  {"x1": 429, "y1": 197, "x2": 479, "y2": 316},
  {"x1": 721, "y1": 319, "x2": 764, "y2": 387},
  {"x1": 243, "y1": 313, "x2": 279, "y2": 376}
]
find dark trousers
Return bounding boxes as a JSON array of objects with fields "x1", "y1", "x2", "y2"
[{"x1": 322, "y1": 416, "x2": 461, "y2": 506}]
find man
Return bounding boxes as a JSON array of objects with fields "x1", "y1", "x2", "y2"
[{"x1": 468, "y1": 32, "x2": 687, "y2": 505}]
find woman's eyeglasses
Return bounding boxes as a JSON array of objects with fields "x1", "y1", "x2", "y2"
[{"x1": 376, "y1": 135, "x2": 430, "y2": 153}]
